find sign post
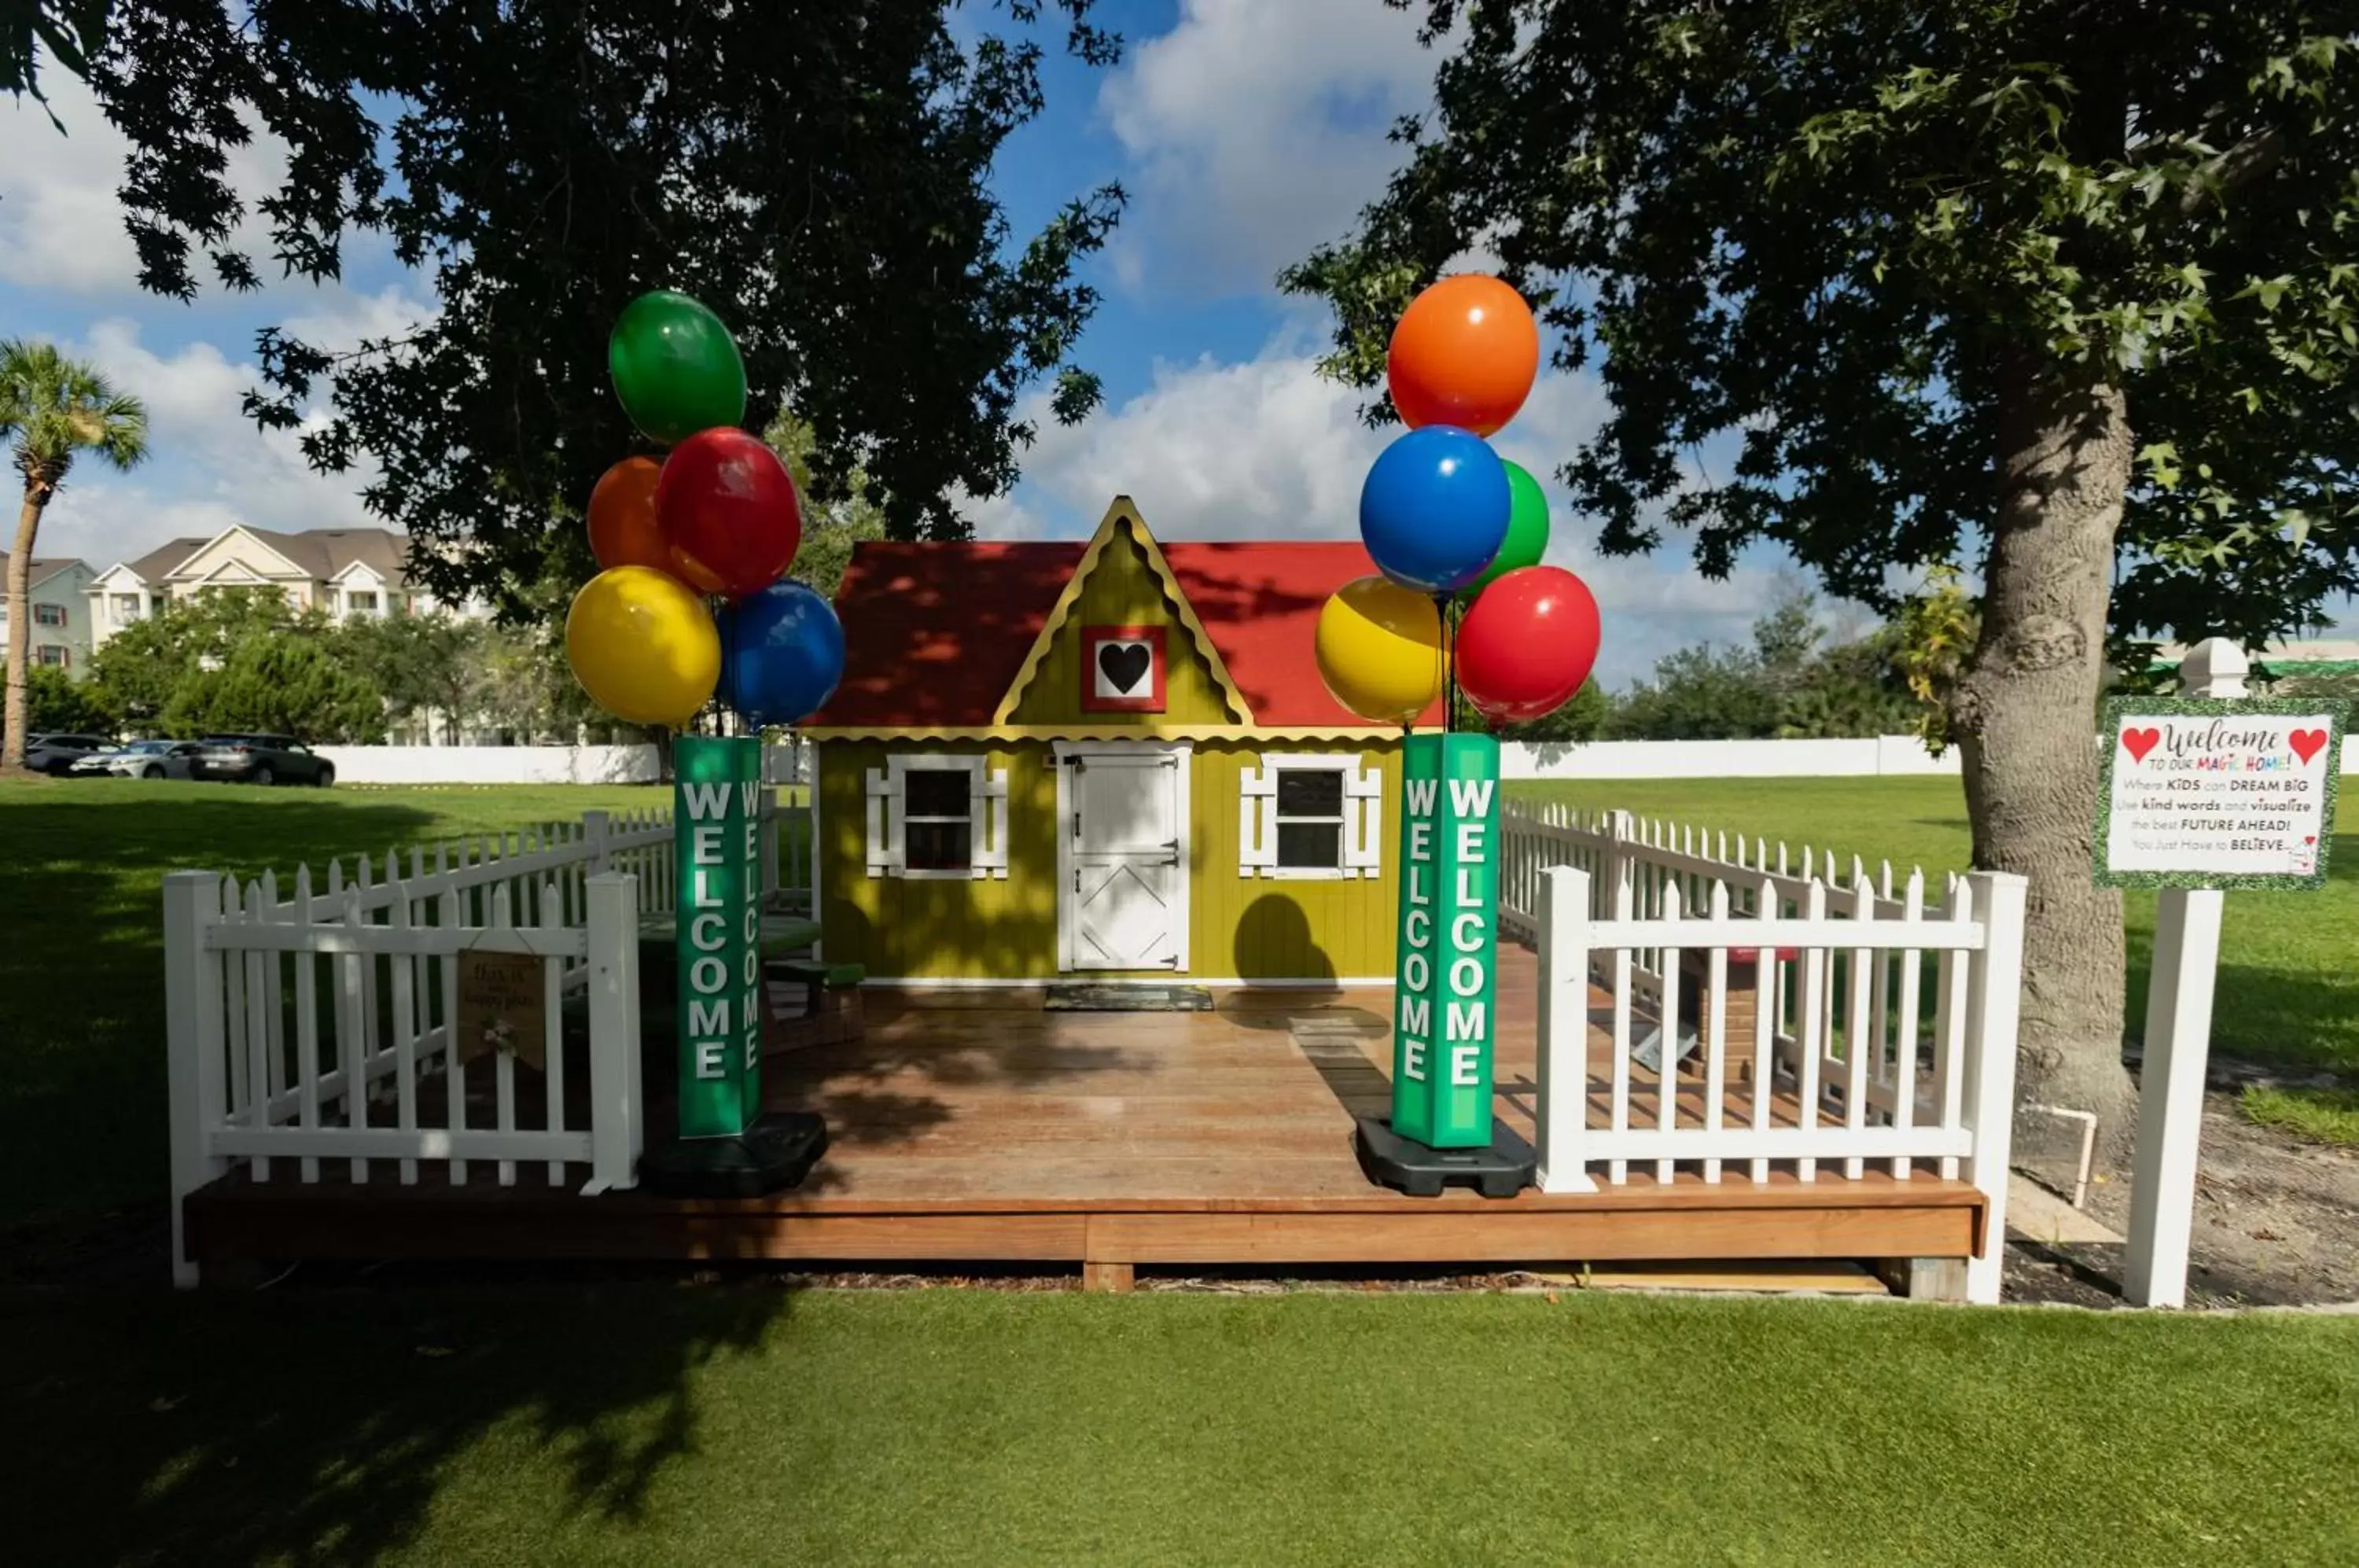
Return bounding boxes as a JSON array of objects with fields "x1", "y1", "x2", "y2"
[
  {"x1": 639, "y1": 733, "x2": 828, "y2": 1196},
  {"x1": 1357, "y1": 731, "x2": 1533, "y2": 1196},
  {"x1": 673, "y1": 734, "x2": 766, "y2": 1138},
  {"x1": 2100, "y1": 639, "x2": 2342, "y2": 1306}
]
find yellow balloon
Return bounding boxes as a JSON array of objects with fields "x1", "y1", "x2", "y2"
[
  {"x1": 1316, "y1": 575, "x2": 1444, "y2": 724},
  {"x1": 565, "y1": 565, "x2": 720, "y2": 727}
]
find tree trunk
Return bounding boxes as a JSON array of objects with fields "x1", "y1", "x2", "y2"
[
  {"x1": 3, "y1": 488, "x2": 47, "y2": 771},
  {"x1": 1952, "y1": 356, "x2": 2139, "y2": 1156}
]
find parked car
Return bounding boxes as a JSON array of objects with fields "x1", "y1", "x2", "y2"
[
  {"x1": 69, "y1": 739, "x2": 206, "y2": 780},
  {"x1": 18, "y1": 733, "x2": 113, "y2": 775},
  {"x1": 191, "y1": 734, "x2": 337, "y2": 787}
]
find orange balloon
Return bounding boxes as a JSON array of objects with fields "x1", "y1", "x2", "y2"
[
  {"x1": 587, "y1": 456, "x2": 670, "y2": 572},
  {"x1": 1386, "y1": 274, "x2": 1540, "y2": 436}
]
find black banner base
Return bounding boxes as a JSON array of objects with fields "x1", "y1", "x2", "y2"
[
  {"x1": 1353, "y1": 1116, "x2": 1536, "y2": 1199},
  {"x1": 639, "y1": 1112, "x2": 828, "y2": 1198}
]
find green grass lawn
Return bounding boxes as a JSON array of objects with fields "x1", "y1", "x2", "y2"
[
  {"x1": 1510, "y1": 776, "x2": 2359, "y2": 1077},
  {"x1": 0, "y1": 777, "x2": 668, "y2": 1230},
  {"x1": 6, "y1": 1286, "x2": 2355, "y2": 1567}
]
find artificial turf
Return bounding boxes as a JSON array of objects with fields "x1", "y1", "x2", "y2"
[
  {"x1": 3, "y1": 1285, "x2": 2353, "y2": 1567},
  {"x1": 1510, "y1": 775, "x2": 2358, "y2": 1077}
]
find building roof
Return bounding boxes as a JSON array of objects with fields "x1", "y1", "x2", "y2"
[
  {"x1": 117, "y1": 537, "x2": 213, "y2": 583},
  {"x1": 0, "y1": 554, "x2": 90, "y2": 591},
  {"x1": 811, "y1": 514, "x2": 1430, "y2": 731},
  {"x1": 101, "y1": 526, "x2": 413, "y2": 586}
]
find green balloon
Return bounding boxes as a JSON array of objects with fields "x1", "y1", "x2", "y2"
[
  {"x1": 1462, "y1": 458, "x2": 1551, "y2": 598},
  {"x1": 609, "y1": 290, "x2": 747, "y2": 444}
]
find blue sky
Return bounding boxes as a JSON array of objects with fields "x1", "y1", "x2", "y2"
[{"x1": 9, "y1": 1, "x2": 2328, "y2": 684}]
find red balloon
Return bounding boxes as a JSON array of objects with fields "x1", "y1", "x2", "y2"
[
  {"x1": 655, "y1": 428, "x2": 803, "y2": 598},
  {"x1": 1456, "y1": 565, "x2": 1601, "y2": 724}
]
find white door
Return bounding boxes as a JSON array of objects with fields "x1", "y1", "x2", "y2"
[{"x1": 1066, "y1": 750, "x2": 1185, "y2": 970}]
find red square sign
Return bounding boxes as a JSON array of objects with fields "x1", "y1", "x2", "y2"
[{"x1": 1080, "y1": 624, "x2": 1166, "y2": 712}]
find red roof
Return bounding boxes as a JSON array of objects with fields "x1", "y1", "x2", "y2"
[{"x1": 808, "y1": 536, "x2": 1434, "y2": 729}]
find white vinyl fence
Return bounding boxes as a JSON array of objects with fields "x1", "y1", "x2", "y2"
[
  {"x1": 164, "y1": 797, "x2": 811, "y2": 1285},
  {"x1": 311, "y1": 742, "x2": 812, "y2": 786},
  {"x1": 1501, "y1": 804, "x2": 2026, "y2": 1303}
]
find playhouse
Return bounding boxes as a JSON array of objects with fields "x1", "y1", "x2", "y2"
[{"x1": 801, "y1": 498, "x2": 1438, "y2": 985}]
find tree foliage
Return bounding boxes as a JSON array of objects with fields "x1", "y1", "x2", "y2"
[
  {"x1": 0, "y1": 661, "x2": 116, "y2": 734},
  {"x1": 86, "y1": 1, "x2": 1125, "y2": 609},
  {"x1": 1286, "y1": 0, "x2": 2359, "y2": 1136},
  {"x1": 88, "y1": 589, "x2": 322, "y2": 729},
  {"x1": 161, "y1": 636, "x2": 386, "y2": 743},
  {"x1": 340, "y1": 613, "x2": 487, "y2": 744},
  {"x1": 1286, "y1": 2, "x2": 2359, "y2": 641}
]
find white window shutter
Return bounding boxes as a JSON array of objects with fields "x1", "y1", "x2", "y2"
[
  {"x1": 974, "y1": 767, "x2": 1010, "y2": 878},
  {"x1": 1239, "y1": 764, "x2": 1275, "y2": 874},
  {"x1": 865, "y1": 767, "x2": 900, "y2": 876},
  {"x1": 1344, "y1": 763, "x2": 1382, "y2": 876}
]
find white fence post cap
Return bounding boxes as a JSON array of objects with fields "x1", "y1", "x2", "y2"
[{"x1": 2178, "y1": 637, "x2": 2249, "y2": 698}]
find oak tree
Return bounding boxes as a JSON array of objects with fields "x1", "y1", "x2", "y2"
[
  {"x1": 1288, "y1": 0, "x2": 2359, "y2": 1138},
  {"x1": 82, "y1": 1, "x2": 1124, "y2": 609}
]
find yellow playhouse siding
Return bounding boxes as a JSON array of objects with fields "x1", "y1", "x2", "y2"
[
  {"x1": 816, "y1": 736, "x2": 1400, "y2": 982},
  {"x1": 1005, "y1": 518, "x2": 1240, "y2": 728}
]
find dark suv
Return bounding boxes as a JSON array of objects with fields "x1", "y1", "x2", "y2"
[
  {"x1": 191, "y1": 734, "x2": 337, "y2": 787},
  {"x1": 18, "y1": 733, "x2": 113, "y2": 775}
]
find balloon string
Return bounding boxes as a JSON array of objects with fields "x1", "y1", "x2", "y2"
[{"x1": 1437, "y1": 591, "x2": 1456, "y2": 737}]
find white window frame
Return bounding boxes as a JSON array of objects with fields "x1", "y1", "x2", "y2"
[
  {"x1": 1239, "y1": 753, "x2": 1382, "y2": 879},
  {"x1": 865, "y1": 753, "x2": 1010, "y2": 880},
  {"x1": 110, "y1": 592, "x2": 144, "y2": 624},
  {"x1": 35, "y1": 644, "x2": 70, "y2": 668}
]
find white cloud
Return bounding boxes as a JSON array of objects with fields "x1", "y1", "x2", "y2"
[
  {"x1": 0, "y1": 64, "x2": 290, "y2": 296},
  {"x1": 973, "y1": 331, "x2": 1798, "y2": 686},
  {"x1": 1099, "y1": 0, "x2": 1442, "y2": 296},
  {"x1": 34, "y1": 293, "x2": 433, "y2": 574}
]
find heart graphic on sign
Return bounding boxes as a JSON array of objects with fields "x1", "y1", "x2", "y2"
[
  {"x1": 1098, "y1": 641, "x2": 1151, "y2": 694},
  {"x1": 2288, "y1": 728, "x2": 2328, "y2": 765},
  {"x1": 2119, "y1": 727, "x2": 2161, "y2": 763},
  {"x1": 2305, "y1": 836, "x2": 2317, "y2": 845}
]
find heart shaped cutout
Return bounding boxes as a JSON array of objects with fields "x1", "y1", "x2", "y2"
[
  {"x1": 1098, "y1": 641, "x2": 1152, "y2": 694},
  {"x1": 2120, "y1": 726, "x2": 2161, "y2": 764},
  {"x1": 2288, "y1": 728, "x2": 2328, "y2": 765}
]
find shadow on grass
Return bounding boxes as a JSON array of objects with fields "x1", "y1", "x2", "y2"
[
  {"x1": 0, "y1": 790, "x2": 449, "y2": 1239},
  {"x1": 1, "y1": 1280, "x2": 797, "y2": 1566}
]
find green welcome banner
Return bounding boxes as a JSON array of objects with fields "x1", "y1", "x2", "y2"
[
  {"x1": 1390, "y1": 732, "x2": 1502, "y2": 1148},
  {"x1": 674, "y1": 734, "x2": 766, "y2": 1139}
]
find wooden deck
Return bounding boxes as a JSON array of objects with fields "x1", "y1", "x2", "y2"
[{"x1": 183, "y1": 947, "x2": 1985, "y2": 1284}]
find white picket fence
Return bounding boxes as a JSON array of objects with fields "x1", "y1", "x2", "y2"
[
  {"x1": 1501, "y1": 804, "x2": 2026, "y2": 1303},
  {"x1": 163, "y1": 797, "x2": 810, "y2": 1286}
]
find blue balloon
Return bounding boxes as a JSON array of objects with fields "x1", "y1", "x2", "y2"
[
  {"x1": 1358, "y1": 425, "x2": 1511, "y2": 593},
  {"x1": 719, "y1": 579, "x2": 846, "y2": 727}
]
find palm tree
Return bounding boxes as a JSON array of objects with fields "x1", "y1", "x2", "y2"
[{"x1": 2, "y1": 339, "x2": 149, "y2": 770}]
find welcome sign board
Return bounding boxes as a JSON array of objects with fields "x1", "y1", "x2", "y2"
[
  {"x1": 2096, "y1": 698, "x2": 2342, "y2": 890},
  {"x1": 674, "y1": 734, "x2": 767, "y2": 1137},
  {"x1": 1391, "y1": 732, "x2": 1501, "y2": 1149}
]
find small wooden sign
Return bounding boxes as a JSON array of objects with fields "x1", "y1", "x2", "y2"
[
  {"x1": 2094, "y1": 698, "x2": 2343, "y2": 890},
  {"x1": 456, "y1": 948, "x2": 547, "y2": 1071}
]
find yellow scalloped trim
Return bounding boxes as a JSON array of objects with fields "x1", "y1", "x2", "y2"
[
  {"x1": 801, "y1": 723, "x2": 1402, "y2": 742},
  {"x1": 988, "y1": 497, "x2": 1255, "y2": 726}
]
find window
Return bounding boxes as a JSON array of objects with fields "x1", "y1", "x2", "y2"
[
  {"x1": 35, "y1": 645, "x2": 68, "y2": 668},
  {"x1": 346, "y1": 591, "x2": 379, "y2": 614},
  {"x1": 111, "y1": 593, "x2": 143, "y2": 623},
  {"x1": 34, "y1": 602, "x2": 67, "y2": 627},
  {"x1": 1275, "y1": 768, "x2": 1347, "y2": 870},
  {"x1": 903, "y1": 767, "x2": 973, "y2": 870},
  {"x1": 866, "y1": 754, "x2": 1010, "y2": 879},
  {"x1": 1240, "y1": 754, "x2": 1382, "y2": 878}
]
